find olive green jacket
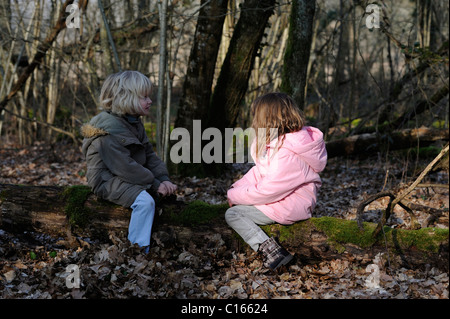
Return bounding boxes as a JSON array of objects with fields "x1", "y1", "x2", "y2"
[{"x1": 81, "y1": 111, "x2": 170, "y2": 207}]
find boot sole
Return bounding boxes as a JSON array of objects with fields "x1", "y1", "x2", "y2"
[{"x1": 271, "y1": 253, "x2": 294, "y2": 271}]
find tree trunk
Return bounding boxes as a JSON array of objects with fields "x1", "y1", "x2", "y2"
[
  {"x1": 1, "y1": 184, "x2": 447, "y2": 270},
  {"x1": 173, "y1": 0, "x2": 228, "y2": 174},
  {"x1": 98, "y1": 0, "x2": 116, "y2": 75},
  {"x1": 280, "y1": 0, "x2": 316, "y2": 109},
  {"x1": 326, "y1": 127, "x2": 449, "y2": 158},
  {"x1": 0, "y1": 185, "x2": 131, "y2": 240},
  {"x1": 207, "y1": 0, "x2": 276, "y2": 131},
  {"x1": 175, "y1": 0, "x2": 229, "y2": 131},
  {"x1": 46, "y1": 0, "x2": 61, "y2": 141}
]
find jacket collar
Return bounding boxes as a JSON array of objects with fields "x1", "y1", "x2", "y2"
[
  {"x1": 124, "y1": 114, "x2": 140, "y2": 124},
  {"x1": 82, "y1": 111, "x2": 146, "y2": 146}
]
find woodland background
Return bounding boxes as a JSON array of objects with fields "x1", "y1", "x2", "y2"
[
  {"x1": 0, "y1": 0, "x2": 449, "y2": 300},
  {"x1": 0, "y1": 0, "x2": 448, "y2": 155}
]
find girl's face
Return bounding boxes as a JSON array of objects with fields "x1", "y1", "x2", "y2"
[{"x1": 138, "y1": 95, "x2": 152, "y2": 116}]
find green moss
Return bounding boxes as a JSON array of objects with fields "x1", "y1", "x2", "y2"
[
  {"x1": 62, "y1": 185, "x2": 93, "y2": 228},
  {"x1": 432, "y1": 120, "x2": 447, "y2": 129},
  {"x1": 312, "y1": 217, "x2": 379, "y2": 248},
  {"x1": 385, "y1": 227, "x2": 448, "y2": 253},
  {"x1": 166, "y1": 200, "x2": 228, "y2": 226},
  {"x1": 0, "y1": 189, "x2": 9, "y2": 202},
  {"x1": 261, "y1": 216, "x2": 448, "y2": 254},
  {"x1": 397, "y1": 145, "x2": 442, "y2": 159}
]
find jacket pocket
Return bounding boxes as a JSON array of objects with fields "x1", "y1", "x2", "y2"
[{"x1": 98, "y1": 177, "x2": 127, "y2": 202}]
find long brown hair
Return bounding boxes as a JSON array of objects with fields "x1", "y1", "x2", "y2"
[{"x1": 251, "y1": 92, "x2": 305, "y2": 159}]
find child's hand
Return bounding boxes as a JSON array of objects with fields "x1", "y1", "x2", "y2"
[
  {"x1": 157, "y1": 181, "x2": 177, "y2": 197},
  {"x1": 157, "y1": 183, "x2": 169, "y2": 197}
]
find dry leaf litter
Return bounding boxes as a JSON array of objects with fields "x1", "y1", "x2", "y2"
[{"x1": 1, "y1": 141, "x2": 448, "y2": 299}]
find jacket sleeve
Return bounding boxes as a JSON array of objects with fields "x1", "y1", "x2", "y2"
[
  {"x1": 144, "y1": 141, "x2": 170, "y2": 183},
  {"x1": 227, "y1": 153, "x2": 310, "y2": 206},
  {"x1": 231, "y1": 165, "x2": 259, "y2": 188},
  {"x1": 97, "y1": 136, "x2": 156, "y2": 187}
]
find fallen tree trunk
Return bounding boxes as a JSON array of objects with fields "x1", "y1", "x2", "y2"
[
  {"x1": 0, "y1": 184, "x2": 448, "y2": 270},
  {"x1": 326, "y1": 126, "x2": 449, "y2": 158},
  {"x1": 0, "y1": 184, "x2": 132, "y2": 240}
]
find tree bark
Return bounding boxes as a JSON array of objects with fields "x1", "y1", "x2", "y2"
[
  {"x1": 207, "y1": 0, "x2": 276, "y2": 131},
  {"x1": 0, "y1": 185, "x2": 131, "y2": 240},
  {"x1": 280, "y1": 0, "x2": 316, "y2": 109},
  {"x1": 325, "y1": 127, "x2": 449, "y2": 158},
  {"x1": 175, "y1": 0, "x2": 229, "y2": 131},
  {"x1": 173, "y1": 0, "x2": 228, "y2": 174},
  {"x1": 1, "y1": 184, "x2": 447, "y2": 270}
]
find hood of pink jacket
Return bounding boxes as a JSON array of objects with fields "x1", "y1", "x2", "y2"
[{"x1": 276, "y1": 126, "x2": 327, "y2": 173}]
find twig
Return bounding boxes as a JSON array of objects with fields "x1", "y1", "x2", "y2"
[
  {"x1": 391, "y1": 144, "x2": 449, "y2": 208},
  {"x1": 416, "y1": 183, "x2": 449, "y2": 189}
]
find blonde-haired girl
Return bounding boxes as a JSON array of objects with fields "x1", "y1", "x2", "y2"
[
  {"x1": 81, "y1": 70, "x2": 176, "y2": 252},
  {"x1": 226, "y1": 92, "x2": 327, "y2": 270}
]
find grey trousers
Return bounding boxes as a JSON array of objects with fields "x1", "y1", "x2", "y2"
[{"x1": 225, "y1": 205, "x2": 275, "y2": 251}]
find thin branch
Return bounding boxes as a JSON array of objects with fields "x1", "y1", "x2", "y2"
[
  {"x1": 1, "y1": 107, "x2": 79, "y2": 144},
  {"x1": 391, "y1": 144, "x2": 449, "y2": 208},
  {"x1": 0, "y1": 0, "x2": 74, "y2": 112},
  {"x1": 357, "y1": 144, "x2": 449, "y2": 239}
]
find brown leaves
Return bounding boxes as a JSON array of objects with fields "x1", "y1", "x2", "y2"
[
  {"x1": 0, "y1": 141, "x2": 87, "y2": 186},
  {"x1": 1, "y1": 221, "x2": 449, "y2": 299},
  {"x1": 1, "y1": 142, "x2": 448, "y2": 299}
]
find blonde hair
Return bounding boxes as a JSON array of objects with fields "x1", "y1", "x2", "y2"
[
  {"x1": 251, "y1": 92, "x2": 306, "y2": 159},
  {"x1": 99, "y1": 70, "x2": 152, "y2": 116}
]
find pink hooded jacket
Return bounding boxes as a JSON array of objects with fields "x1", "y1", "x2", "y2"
[{"x1": 227, "y1": 126, "x2": 327, "y2": 225}]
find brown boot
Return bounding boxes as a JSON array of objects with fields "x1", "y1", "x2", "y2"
[{"x1": 258, "y1": 237, "x2": 293, "y2": 270}]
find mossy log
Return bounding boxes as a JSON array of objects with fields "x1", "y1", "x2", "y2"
[{"x1": 1, "y1": 184, "x2": 448, "y2": 270}]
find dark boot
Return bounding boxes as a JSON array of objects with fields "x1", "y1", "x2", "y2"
[{"x1": 258, "y1": 237, "x2": 293, "y2": 270}]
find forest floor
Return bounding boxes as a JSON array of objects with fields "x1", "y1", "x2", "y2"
[{"x1": 0, "y1": 140, "x2": 448, "y2": 300}]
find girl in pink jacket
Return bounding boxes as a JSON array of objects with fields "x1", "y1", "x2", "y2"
[{"x1": 226, "y1": 92, "x2": 327, "y2": 270}]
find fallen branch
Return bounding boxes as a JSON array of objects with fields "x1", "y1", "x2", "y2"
[
  {"x1": 356, "y1": 144, "x2": 449, "y2": 238},
  {"x1": 356, "y1": 191, "x2": 420, "y2": 232},
  {"x1": 0, "y1": 184, "x2": 448, "y2": 270},
  {"x1": 326, "y1": 127, "x2": 448, "y2": 158},
  {"x1": 392, "y1": 144, "x2": 449, "y2": 207}
]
